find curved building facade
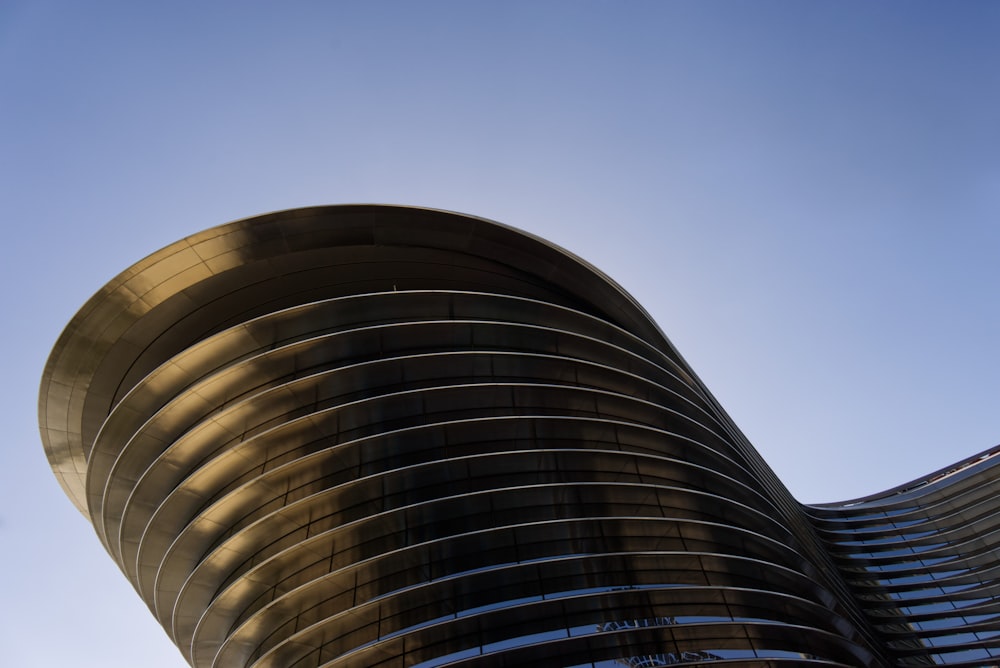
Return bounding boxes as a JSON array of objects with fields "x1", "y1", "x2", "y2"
[
  {"x1": 38, "y1": 206, "x2": 997, "y2": 666},
  {"x1": 807, "y1": 446, "x2": 1000, "y2": 665}
]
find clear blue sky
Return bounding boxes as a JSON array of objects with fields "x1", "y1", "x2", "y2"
[{"x1": 2, "y1": 2, "x2": 998, "y2": 666}]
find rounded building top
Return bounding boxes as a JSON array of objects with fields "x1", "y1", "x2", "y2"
[{"x1": 39, "y1": 204, "x2": 674, "y2": 513}]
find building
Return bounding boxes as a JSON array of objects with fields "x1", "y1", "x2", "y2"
[{"x1": 39, "y1": 205, "x2": 1000, "y2": 667}]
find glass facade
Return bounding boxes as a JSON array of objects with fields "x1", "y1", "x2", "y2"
[{"x1": 38, "y1": 206, "x2": 997, "y2": 667}]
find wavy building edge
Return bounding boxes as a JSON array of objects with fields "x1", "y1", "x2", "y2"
[{"x1": 39, "y1": 205, "x2": 999, "y2": 666}]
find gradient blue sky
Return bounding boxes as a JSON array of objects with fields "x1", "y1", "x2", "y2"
[{"x1": 2, "y1": 2, "x2": 999, "y2": 666}]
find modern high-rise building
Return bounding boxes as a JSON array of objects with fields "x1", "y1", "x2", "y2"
[{"x1": 40, "y1": 205, "x2": 1000, "y2": 667}]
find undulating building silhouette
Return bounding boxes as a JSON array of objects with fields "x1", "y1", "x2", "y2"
[{"x1": 40, "y1": 206, "x2": 1000, "y2": 667}]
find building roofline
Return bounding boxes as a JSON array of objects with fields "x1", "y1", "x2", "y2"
[{"x1": 39, "y1": 204, "x2": 676, "y2": 514}]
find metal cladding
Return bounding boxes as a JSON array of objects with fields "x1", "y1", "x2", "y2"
[{"x1": 38, "y1": 205, "x2": 997, "y2": 667}]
